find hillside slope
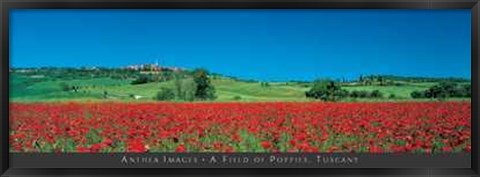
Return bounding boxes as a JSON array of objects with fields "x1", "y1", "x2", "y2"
[{"x1": 10, "y1": 74, "x2": 465, "y2": 102}]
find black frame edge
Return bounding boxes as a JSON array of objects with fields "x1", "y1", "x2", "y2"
[
  {"x1": 2, "y1": 168, "x2": 431, "y2": 176},
  {"x1": 1, "y1": 0, "x2": 479, "y2": 177},
  {"x1": 472, "y1": 1, "x2": 480, "y2": 175},
  {"x1": 0, "y1": 0, "x2": 477, "y2": 9},
  {"x1": 0, "y1": 0, "x2": 9, "y2": 176}
]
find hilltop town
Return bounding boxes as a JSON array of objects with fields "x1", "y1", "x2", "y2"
[{"x1": 123, "y1": 63, "x2": 183, "y2": 73}]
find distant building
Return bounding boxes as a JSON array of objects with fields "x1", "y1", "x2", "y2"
[
  {"x1": 123, "y1": 63, "x2": 183, "y2": 73},
  {"x1": 16, "y1": 69, "x2": 34, "y2": 73}
]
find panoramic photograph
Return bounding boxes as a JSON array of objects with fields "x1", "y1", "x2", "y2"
[{"x1": 9, "y1": 10, "x2": 471, "y2": 153}]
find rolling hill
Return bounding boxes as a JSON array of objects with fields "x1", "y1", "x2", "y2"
[{"x1": 10, "y1": 72, "x2": 467, "y2": 102}]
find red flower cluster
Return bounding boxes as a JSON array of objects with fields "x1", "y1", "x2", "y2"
[{"x1": 9, "y1": 101, "x2": 471, "y2": 153}]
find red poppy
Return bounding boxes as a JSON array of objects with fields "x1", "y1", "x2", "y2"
[
  {"x1": 261, "y1": 141, "x2": 272, "y2": 149},
  {"x1": 176, "y1": 144, "x2": 186, "y2": 152},
  {"x1": 127, "y1": 140, "x2": 147, "y2": 153}
]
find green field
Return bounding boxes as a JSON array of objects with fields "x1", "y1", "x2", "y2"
[{"x1": 10, "y1": 73, "x2": 468, "y2": 102}]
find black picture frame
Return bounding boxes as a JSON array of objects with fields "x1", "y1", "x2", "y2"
[{"x1": 0, "y1": 0, "x2": 478, "y2": 176}]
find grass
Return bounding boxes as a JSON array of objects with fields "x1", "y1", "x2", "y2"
[
  {"x1": 9, "y1": 73, "x2": 469, "y2": 102},
  {"x1": 342, "y1": 85, "x2": 429, "y2": 99},
  {"x1": 213, "y1": 79, "x2": 309, "y2": 102}
]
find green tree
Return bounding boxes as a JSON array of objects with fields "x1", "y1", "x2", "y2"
[
  {"x1": 103, "y1": 91, "x2": 108, "y2": 99},
  {"x1": 233, "y1": 96, "x2": 242, "y2": 100},
  {"x1": 439, "y1": 82, "x2": 458, "y2": 97},
  {"x1": 389, "y1": 94, "x2": 396, "y2": 99},
  {"x1": 193, "y1": 68, "x2": 216, "y2": 100},
  {"x1": 59, "y1": 83, "x2": 71, "y2": 92},
  {"x1": 350, "y1": 90, "x2": 370, "y2": 98},
  {"x1": 410, "y1": 91, "x2": 425, "y2": 99},
  {"x1": 180, "y1": 78, "x2": 197, "y2": 101},
  {"x1": 131, "y1": 75, "x2": 150, "y2": 85},
  {"x1": 411, "y1": 82, "x2": 471, "y2": 100},
  {"x1": 370, "y1": 90, "x2": 383, "y2": 98},
  {"x1": 174, "y1": 73, "x2": 184, "y2": 100},
  {"x1": 462, "y1": 84, "x2": 471, "y2": 97},
  {"x1": 305, "y1": 79, "x2": 348, "y2": 101},
  {"x1": 350, "y1": 90, "x2": 360, "y2": 98},
  {"x1": 156, "y1": 87, "x2": 175, "y2": 101},
  {"x1": 426, "y1": 83, "x2": 453, "y2": 100}
]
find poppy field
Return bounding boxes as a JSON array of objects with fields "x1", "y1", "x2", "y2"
[{"x1": 9, "y1": 101, "x2": 471, "y2": 153}]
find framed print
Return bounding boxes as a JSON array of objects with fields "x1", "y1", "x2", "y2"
[{"x1": 1, "y1": 0, "x2": 479, "y2": 176}]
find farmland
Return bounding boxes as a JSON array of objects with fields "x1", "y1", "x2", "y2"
[
  {"x1": 10, "y1": 101, "x2": 471, "y2": 153},
  {"x1": 9, "y1": 72, "x2": 470, "y2": 102},
  {"x1": 9, "y1": 68, "x2": 472, "y2": 153}
]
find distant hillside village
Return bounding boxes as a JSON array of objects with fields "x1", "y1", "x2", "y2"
[
  {"x1": 10, "y1": 63, "x2": 470, "y2": 86},
  {"x1": 123, "y1": 63, "x2": 183, "y2": 73},
  {"x1": 10, "y1": 63, "x2": 191, "y2": 86},
  {"x1": 11, "y1": 63, "x2": 184, "y2": 73}
]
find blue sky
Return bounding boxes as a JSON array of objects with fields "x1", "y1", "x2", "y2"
[{"x1": 10, "y1": 9, "x2": 471, "y2": 81}]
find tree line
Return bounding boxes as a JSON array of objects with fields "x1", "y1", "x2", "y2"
[
  {"x1": 305, "y1": 80, "x2": 385, "y2": 101},
  {"x1": 410, "y1": 82, "x2": 471, "y2": 99},
  {"x1": 306, "y1": 79, "x2": 471, "y2": 101}
]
